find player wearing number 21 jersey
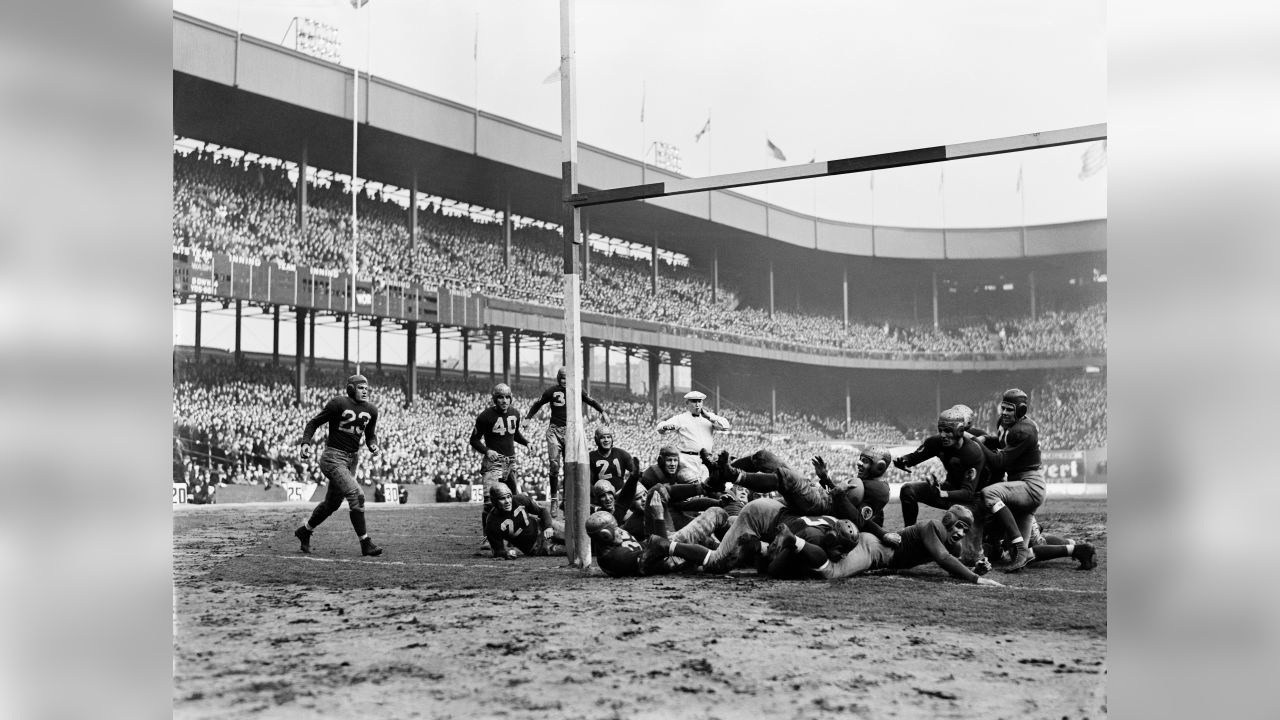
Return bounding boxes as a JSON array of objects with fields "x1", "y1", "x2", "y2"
[{"x1": 293, "y1": 374, "x2": 383, "y2": 557}]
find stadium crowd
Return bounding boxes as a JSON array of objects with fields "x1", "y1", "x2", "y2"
[
  {"x1": 173, "y1": 356, "x2": 1107, "y2": 501},
  {"x1": 173, "y1": 150, "x2": 1106, "y2": 360}
]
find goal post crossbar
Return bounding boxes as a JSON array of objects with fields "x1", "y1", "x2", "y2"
[{"x1": 568, "y1": 123, "x2": 1107, "y2": 208}]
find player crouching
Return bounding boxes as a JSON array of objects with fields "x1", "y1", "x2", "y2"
[{"x1": 485, "y1": 485, "x2": 564, "y2": 559}]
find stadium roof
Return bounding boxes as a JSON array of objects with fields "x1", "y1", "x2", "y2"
[{"x1": 174, "y1": 12, "x2": 1104, "y2": 270}]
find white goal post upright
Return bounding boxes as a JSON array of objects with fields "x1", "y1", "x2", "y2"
[{"x1": 559, "y1": 0, "x2": 591, "y2": 569}]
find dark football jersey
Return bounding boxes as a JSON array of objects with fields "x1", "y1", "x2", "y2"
[
  {"x1": 897, "y1": 436, "x2": 984, "y2": 504},
  {"x1": 596, "y1": 537, "x2": 645, "y2": 577},
  {"x1": 590, "y1": 448, "x2": 637, "y2": 489},
  {"x1": 473, "y1": 406, "x2": 524, "y2": 457},
  {"x1": 530, "y1": 385, "x2": 604, "y2": 427},
  {"x1": 889, "y1": 519, "x2": 961, "y2": 570},
  {"x1": 304, "y1": 396, "x2": 379, "y2": 454},
  {"x1": 485, "y1": 494, "x2": 544, "y2": 555}
]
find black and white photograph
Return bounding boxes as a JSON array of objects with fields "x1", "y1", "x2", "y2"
[{"x1": 165, "y1": 1, "x2": 1112, "y2": 717}]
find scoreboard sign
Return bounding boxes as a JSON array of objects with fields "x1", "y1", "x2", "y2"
[{"x1": 173, "y1": 248, "x2": 439, "y2": 323}]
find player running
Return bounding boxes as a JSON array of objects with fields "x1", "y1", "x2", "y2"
[
  {"x1": 292, "y1": 374, "x2": 384, "y2": 557},
  {"x1": 526, "y1": 367, "x2": 608, "y2": 513}
]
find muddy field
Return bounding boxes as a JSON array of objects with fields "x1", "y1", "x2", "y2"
[{"x1": 173, "y1": 498, "x2": 1107, "y2": 719}]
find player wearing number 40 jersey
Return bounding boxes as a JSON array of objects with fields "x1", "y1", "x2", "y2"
[
  {"x1": 471, "y1": 383, "x2": 530, "y2": 531},
  {"x1": 293, "y1": 374, "x2": 383, "y2": 557}
]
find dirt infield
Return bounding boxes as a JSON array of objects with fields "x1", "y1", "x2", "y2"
[{"x1": 173, "y1": 499, "x2": 1107, "y2": 719}]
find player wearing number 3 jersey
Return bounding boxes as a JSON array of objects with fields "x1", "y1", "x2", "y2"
[{"x1": 293, "y1": 374, "x2": 383, "y2": 557}]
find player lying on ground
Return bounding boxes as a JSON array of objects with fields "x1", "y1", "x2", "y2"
[
  {"x1": 637, "y1": 446, "x2": 738, "y2": 538},
  {"x1": 590, "y1": 470, "x2": 647, "y2": 540},
  {"x1": 485, "y1": 485, "x2": 564, "y2": 559},
  {"x1": 585, "y1": 506, "x2": 730, "y2": 577},
  {"x1": 293, "y1": 374, "x2": 383, "y2": 557},
  {"x1": 770, "y1": 504, "x2": 1003, "y2": 586},
  {"x1": 666, "y1": 445, "x2": 900, "y2": 574}
]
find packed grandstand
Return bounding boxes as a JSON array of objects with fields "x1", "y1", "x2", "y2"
[{"x1": 172, "y1": 148, "x2": 1106, "y2": 360}]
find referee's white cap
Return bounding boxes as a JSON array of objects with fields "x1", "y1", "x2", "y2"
[{"x1": 683, "y1": 391, "x2": 707, "y2": 401}]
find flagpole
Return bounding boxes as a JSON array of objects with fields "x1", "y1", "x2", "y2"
[
  {"x1": 640, "y1": 81, "x2": 646, "y2": 202},
  {"x1": 473, "y1": 11, "x2": 480, "y2": 154},
  {"x1": 351, "y1": 0, "x2": 362, "y2": 374}
]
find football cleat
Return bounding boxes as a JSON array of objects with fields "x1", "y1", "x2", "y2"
[
  {"x1": 360, "y1": 537, "x2": 383, "y2": 557},
  {"x1": 294, "y1": 526, "x2": 312, "y2": 554},
  {"x1": 1004, "y1": 544, "x2": 1033, "y2": 573},
  {"x1": 1073, "y1": 543, "x2": 1097, "y2": 571}
]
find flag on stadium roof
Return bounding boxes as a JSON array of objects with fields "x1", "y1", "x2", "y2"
[
  {"x1": 766, "y1": 137, "x2": 786, "y2": 161},
  {"x1": 1079, "y1": 140, "x2": 1107, "y2": 179},
  {"x1": 695, "y1": 117, "x2": 710, "y2": 142}
]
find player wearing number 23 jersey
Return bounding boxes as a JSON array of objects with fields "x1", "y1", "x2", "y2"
[{"x1": 293, "y1": 374, "x2": 383, "y2": 557}]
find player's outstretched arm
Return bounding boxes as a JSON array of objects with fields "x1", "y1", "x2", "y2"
[{"x1": 921, "y1": 530, "x2": 988, "y2": 584}]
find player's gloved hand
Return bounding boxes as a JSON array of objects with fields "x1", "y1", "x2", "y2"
[
  {"x1": 892, "y1": 457, "x2": 909, "y2": 472},
  {"x1": 972, "y1": 555, "x2": 992, "y2": 576},
  {"x1": 368, "y1": 444, "x2": 382, "y2": 457},
  {"x1": 882, "y1": 532, "x2": 902, "y2": 546},
  {"x1": 976, "y1": 576, "x2": 1003, "y2": 587},
  {"x1": 810, "y1": 455, "x2": 829, "y2": 480}
]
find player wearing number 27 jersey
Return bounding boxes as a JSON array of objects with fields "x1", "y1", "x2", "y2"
[{"x1": 293, "y1": 374, "x2": 383, "y2": 557}]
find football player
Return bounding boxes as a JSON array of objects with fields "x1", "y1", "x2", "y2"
[
  {"x1": 526, "y1": 367, "x2": 608, "y2": 514},
  {"x1": 588, "y1": 426, "x2": 637, "y2": 491},
  {"x1": 780, "y1": 505, "x2": 1004, "y2": 586},
  {"x1": 293, "y1": 374, "x2": 384, "y2": 557},
  {"x1": 640, "y1": 447, "x2": 735, "y2": 538},
  {"x1": 972, "y1": 388, "x2": 1046, "y2": 573},
  {"x1": 586, "y1": 506, "x2": 731, "y2": 577},
  {"x1": 484, "y1": 485, "x2": 564, "y2": 559},
  {"x1": 470, "y1": 383, "x2": 530, "y2": 532},
  {"x1": 655, "y1": 390, "x2": 730, "y2": 482},
  {"x1": 757, "y1": 515, "x2": 861, "y2": 579},
  {"x1": 893, "y1": 406, "x2": 987, "y2": 527}
]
